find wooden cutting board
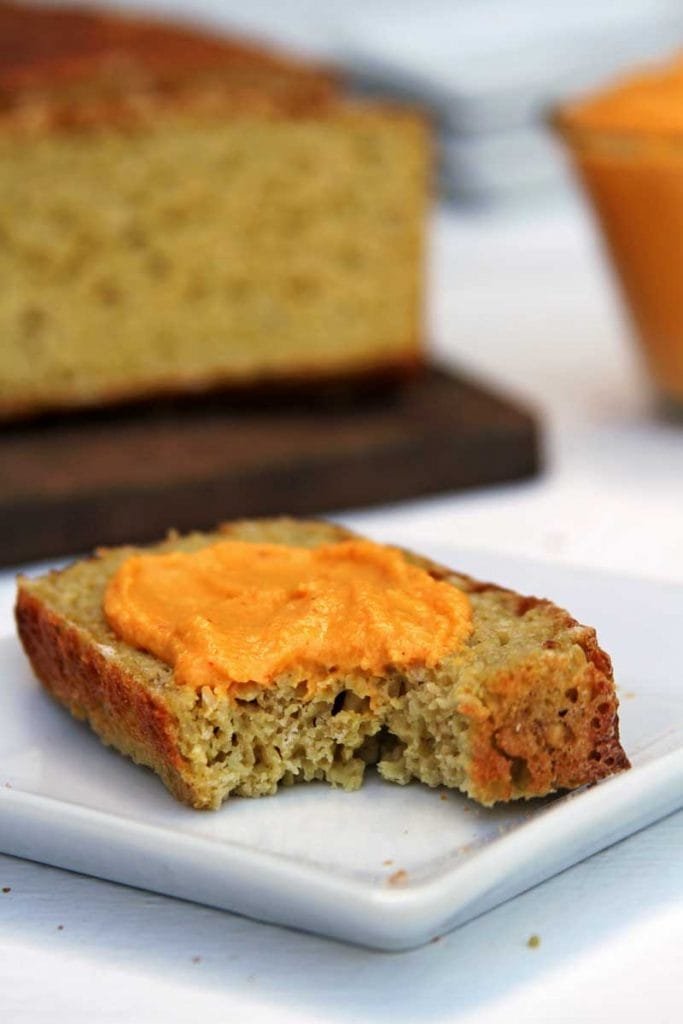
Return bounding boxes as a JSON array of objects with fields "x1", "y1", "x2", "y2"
[{"x1": 0, "y1": 366, "x2": 539, "y2": 566}]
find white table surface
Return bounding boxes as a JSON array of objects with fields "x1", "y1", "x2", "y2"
[{"x1": 1, "y1": 196, "x2": 682, "y2": 1023}]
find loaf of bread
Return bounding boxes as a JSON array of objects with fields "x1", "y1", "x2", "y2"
[
  {"x1": 15, "y1": 518, "x2": 629, "y2": 809},
  {"x1": 0, "y1": 2, "x2": 428, "y2": 419}
]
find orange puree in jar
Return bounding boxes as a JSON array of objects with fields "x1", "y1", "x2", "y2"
[
  {"x1": 557, "y1": 56, "x2": 683, "y2": 405},
  {"x1": 560, "y1": 58, "x2": 683, "y2": 136},
  {"x1": 104, "y1": 539, "x2": 472, "y2": 693}
]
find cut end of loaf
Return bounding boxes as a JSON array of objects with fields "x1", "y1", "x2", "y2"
[
  {"x1": 0, "y1": 3, "x2": 429, "y2": 420},
  {"x1": 0, "y1": 109, "x2": 428, "y2": 419}
]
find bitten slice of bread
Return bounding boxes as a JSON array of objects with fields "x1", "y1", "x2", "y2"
[{"x1": 15, "y1": 519, "x2": 629, "y2": 808}]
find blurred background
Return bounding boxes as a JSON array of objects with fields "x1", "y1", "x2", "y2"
[{"x1": 2, "y1": 0, "x2": 683, "y2": 582}]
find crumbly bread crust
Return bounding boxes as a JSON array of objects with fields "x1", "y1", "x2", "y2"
[
  {"x1": 15, "y1": 519, "x2": 629, "y2": 808},
  {"x1": 0, "y1": 1, "x2": 338, "y2": 130}
]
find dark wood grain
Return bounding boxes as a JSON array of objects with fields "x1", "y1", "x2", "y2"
[{"x1": 0, "y1": 366, "x2": 540, "y2": 565}]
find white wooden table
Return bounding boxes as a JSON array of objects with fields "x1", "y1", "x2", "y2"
[{"x1": 1, "y1": 197, "x2": 681, "y2": 1023}]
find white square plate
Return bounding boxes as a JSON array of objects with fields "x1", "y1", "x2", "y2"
[{"x1": 1, "y1": 548, "x2": 681, "y2": 951}]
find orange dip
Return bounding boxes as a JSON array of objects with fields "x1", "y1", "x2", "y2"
[
  {"x1": 558, "y1": 56, "x2": 683, "y2": 404},
  {"x1": 104, "y1": 539, "x2": 472, "y2": 693},
  {"x1": 560, "y1": 57, "x2": 683, "y2": 136}
]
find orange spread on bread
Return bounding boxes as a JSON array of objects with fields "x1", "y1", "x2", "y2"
[{"x1": 103, "y1": 539, "x2": 472, "y2": 693}]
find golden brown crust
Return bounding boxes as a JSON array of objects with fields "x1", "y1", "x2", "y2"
[
  {"x1": 15, "y1": 518, "x2": 630, "y2": 807},
  {"x1": 15, "y1": 585, "x2": 199, "y2": 806},
  {"x1": 0, "y1": 1, "x2": 339, "y2": 132},
  {"x1": 0, "y1": 2, "x2": 335, "y2": 87},
  {"x1": 463, "y1": 652, "x2": 629, "y2": 802}
]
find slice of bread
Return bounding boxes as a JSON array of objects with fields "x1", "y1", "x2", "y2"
[
  {"x1": 15, "y1": 519, "x2": 629, "y2": 808},
  {"x1": 0, "y1": 2, "x2": 427, "y2": 420}
]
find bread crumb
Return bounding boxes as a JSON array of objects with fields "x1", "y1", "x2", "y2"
[
  {"x1": 527, "y1": 934, "x2": 541, "y2": 949},
  {"x1": 2, "y1": 887, "x2": 10, "y2": 894},
  {"x1": 623, "y1": 691, "x2": 636, "y2": 700},
  {"x1": 57, "y1": 925, "x2": 64, "y2": 931},
  {"x1": 382, "y1": 859, "x2": 394, "y2": 866},
  {"x1": 191, "y1": 955, "x2": 201, "y2": 964},
  {"x1": 388, "y1": 869, "x2": 408, "y2": 886},
  {"x1": 440, "y1": 792, "x2": 448, "y2": 801}
]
